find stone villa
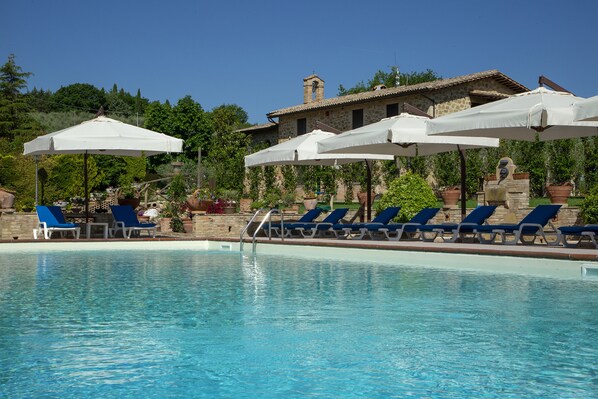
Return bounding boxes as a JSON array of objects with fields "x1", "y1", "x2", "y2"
[{"x1": 239, "y1": 69, "x2": 529, "y2": 144}]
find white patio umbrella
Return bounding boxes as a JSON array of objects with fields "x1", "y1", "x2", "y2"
[
  {"x1": 245, "y1": 129, "x2": 393, "y2": 220},
  {"x1": 318, "y1": 113, "x2": 499, "y2": 156},
  {"x1": 573, "y1": 95, "x2": 598, "y2": 121},
  {"x1": 426, "y1": 87, "x2": 598, "y2": 141},
  {"x1": 318, "y1": 113, "x2": 499, "y2": 218},
  {"x1": 24, "y1": 115, "x2": 184, "y2": 219}
]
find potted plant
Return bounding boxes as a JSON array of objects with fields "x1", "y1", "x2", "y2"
[
  {"x1": 118, "y1": 184, "x2": 141, "y2": 209},
  {"x1": 220, "y1": 189, "x2": 239, "y2": 214},
  {"x1": 303, "y1": 190, "x2": 318, "y2": 210},
  {"x1": 69, "y1": 196, "x2": 85, "y2": 213},
  {"x1": 163, "y1": 174, "x2": 188, "y2": 233},
  {"x1": 547, "y1": 139, "x2": 575, "y2": 204},
  {"x1": 281, "y1": 191, "x2": 299, "y2": 213},
  {"x1": 434, "y1": 152, "x2": 461, "y2": 208},
  {"x1": 92, "y1": 191, "x2": 108, "y2": 213},
  {"x1": 188, "y1": 187, "x2": 213, "y2": 212}
]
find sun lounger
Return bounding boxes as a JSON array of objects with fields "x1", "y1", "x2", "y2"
[
  {"x1": 33, "y1": 205, "x2": 81, "y2": 239},
  {"x1": 332, "y1": 206, "x2": 402, "y2": 239},
  {"x1": 110, "y1": 205, "x2": 157, "y2": 238},
  {"x1": 474, "y1": 204, "x2": 561, "y2": 245},
  {"x1": 293, "y1": 208, "x2": 350, "y2": 238},
  {"x1": 418, "y1": 205, "x2": 497, "y2": 243},
  {"x1": 366, "y1": 207, "x2": 440, "y2": 241},
  {"x1": 557, "y1": 224, "x2": 598, "y2": 248},
  {"x1": 265, "y1": 208, "x2": 323, "y2": 237}
]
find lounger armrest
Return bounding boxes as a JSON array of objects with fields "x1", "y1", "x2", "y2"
[
  {"x1": 517, "y1": 222, "x2": 544, "y2": 233},
  {"x1": 400, "y1": 222, "x2": 422, "y2": 232},
  {"x1": 453, "y1": 222, "x2": 479, "y2": 233},
  {"x1": 314, "y1": 222, "x2": 333, "y2": 230}
]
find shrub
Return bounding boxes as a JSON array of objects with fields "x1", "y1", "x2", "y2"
[
  {"x1": 580, "y1": 186, "x2": 598, "y2": 224},
  {"x1": 375, "y1": 172, "x2": 437, "y2": 222}
]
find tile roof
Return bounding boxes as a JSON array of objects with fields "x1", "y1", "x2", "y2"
[
  {"x1": 236, "y1": 122, "x2": 278, "y2": 133},
  {"x1": 267, "y1": 69, "x2": 528, "y2": 118}
]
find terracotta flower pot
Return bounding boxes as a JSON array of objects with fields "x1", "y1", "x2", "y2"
[
  {"x1": 303, "y1": 198, "x2": 317, "y2": 210},
  {"x1": 546, "y1": 184, "x2": 572, "y2": 204},
  {"x1": 223, "y1": 205, "x2": 236, "y2": 214},
  {"x1": 441, "y1": 188, "x2": 461, "y2": 208},
  {"x1": 118, "y1": 197, "x2": 141, "y2": 209},
  {"x1": 357, "y1": 192, "x2": 375, "y2": 206},
  {"x1": 182, "y1": 218, "x2": 193, "y2": 233}
]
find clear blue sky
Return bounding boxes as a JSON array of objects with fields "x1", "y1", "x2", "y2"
[{"x1": 2, "y1": 0, "x2": 598, "y2": 124}]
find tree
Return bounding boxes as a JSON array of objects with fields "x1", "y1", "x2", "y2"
[
  {"x1": 51, "y1": 83, "x2": 106, "y2": 113},
  {"x1": 25, "y1": 87, "x2": 53, "y2": 112},
  {"x1": 582, "y1": 136, "x2": 598, "y2": 192},
  {"x1": 0, "y1": 54, "x2": 35, "y2": 145},
  {"x1": 46, "y1": 155, "x2": 104, "y2": 201},
  {"x1": 338, "y1": 67, "x2": 441, "y2": 96},
  {"x1": 211, "y1": 104, "x2": 249, "y2": 133},
  {"x1": 171, "y1": 95, "x2": 213, "y2": 159},
  {"x1": 205, "y1": 130, "x2": 250, "y2": 192}
]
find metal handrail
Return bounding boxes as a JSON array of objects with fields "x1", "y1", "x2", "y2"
[{"x1": 240, "y1": 208, "x2": 284, "y2": 253}]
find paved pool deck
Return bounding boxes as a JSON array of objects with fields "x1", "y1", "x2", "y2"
[{"x1": 1, "y1": 235, "x2": 597, "y2": 262}]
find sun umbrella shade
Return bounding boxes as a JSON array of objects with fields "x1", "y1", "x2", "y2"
[
  {"x1": 24, "y1": 116, "x2": 183, "y2": 156},
  {"x1": 573, "y1": 95, "x2": 598, "y2": 122},
  {"x1": 317, "y1": 113, "x2": 499, "y2": 156},
  {"x1": 426, "y1": 87, "x2": 598, "y2": 142},
  {"x1": 244, "y1": 129, "x2": 393, "y2": 167}
]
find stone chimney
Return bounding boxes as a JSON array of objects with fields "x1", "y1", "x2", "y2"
[{"x1": 303, "y1": 75, "x2": 325, "y2": 104}]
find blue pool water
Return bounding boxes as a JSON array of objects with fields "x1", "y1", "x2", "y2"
[{"x1": 1, "y1": 249, "x2": 597, "y2": 398}]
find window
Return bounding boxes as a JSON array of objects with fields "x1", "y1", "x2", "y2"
[
  {"x1": 352, "y1": 109, "x2": 364, "y2": 129},
  {"x1": 386, "y1": 103, "x2": 399, "y2": 117},
  {"x1": 297, "y1": 118, "x2": 307, "y2": 135}
]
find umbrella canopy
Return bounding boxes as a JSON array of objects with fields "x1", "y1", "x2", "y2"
[
  {"x1": 24, "y1": 115, "x2": 184, "y2": 219},
  {"x1": 573, "y1": 95, "x2": 598, "y2": 122},
  {"x1": 24, "y1": 116, "x2": 183, "y2": 156},
  {"x1": 244, "y1": 129, "x2": 392, "y2": 167},
  {"x1": 426, "y1": 87, "x2": 598, "y2": 141},
  {"x1": 318, "y1": 113, "x2": 499, "y2": 219},
  {"x1": 245, "y1": 129, "x2": 393, "y2": 222},
  {"x1": 317, "y1": 113, "x2": 499, "y2": 156}
]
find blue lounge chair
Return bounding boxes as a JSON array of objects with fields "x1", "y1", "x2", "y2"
[
  {"x1": 34, "y1": 205, "x2": 81, "y2": 239},
  {"x1": 293, "y1": 208, "x2": 350, "y2": 238},
  {"x1": 474, "y1": 204, "x2": 561, "y2": 245},
  {"x1": 418, "y1": 205, "x2": 497, "y2": 243},
  {"x1": 557, "y1": 224, "x2": 598, "y2": 248},
  {"x1": 332, "y1": 206, "x2": 402, "y2": 239},
  {"x1": 367, "y1": 207, "x2": 440, "y2": 241},
  {"x1": 265, "y1": 208, "x2": 323, "y2": 237},
  {"x1": 110, "y1": 205, "x2": 157, "y2": 238}
]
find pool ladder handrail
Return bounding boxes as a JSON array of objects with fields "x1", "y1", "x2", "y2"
[{"x1": 240, "y1": 208, "x2": 284, "y2": 253}]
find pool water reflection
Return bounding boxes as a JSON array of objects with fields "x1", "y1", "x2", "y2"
[{"x1": 0, "y1": 249, "x2": 597, "y2": 398}]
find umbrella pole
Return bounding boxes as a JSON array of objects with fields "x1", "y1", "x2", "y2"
[
  {"x1": 84, "y1": 152, "x2": 89, "y2": 224},
  {"x1": 366, "y1": 160, "x2": 372, "y2": 222},
  {"x1": 458, "y1": 147, "x2": 466, "y2": 221},
  {"x1": 34, "y1": 156, "x2": 39, "y2": 206}
]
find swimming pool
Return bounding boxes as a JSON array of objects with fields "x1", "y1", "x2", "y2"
[{"x1": 1, "y1": 242, "x2": 597, "y2": 398}]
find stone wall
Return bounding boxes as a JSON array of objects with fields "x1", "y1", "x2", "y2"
[{"x1": 0, "y1": 212, "x2": 38, "y2": 240}]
